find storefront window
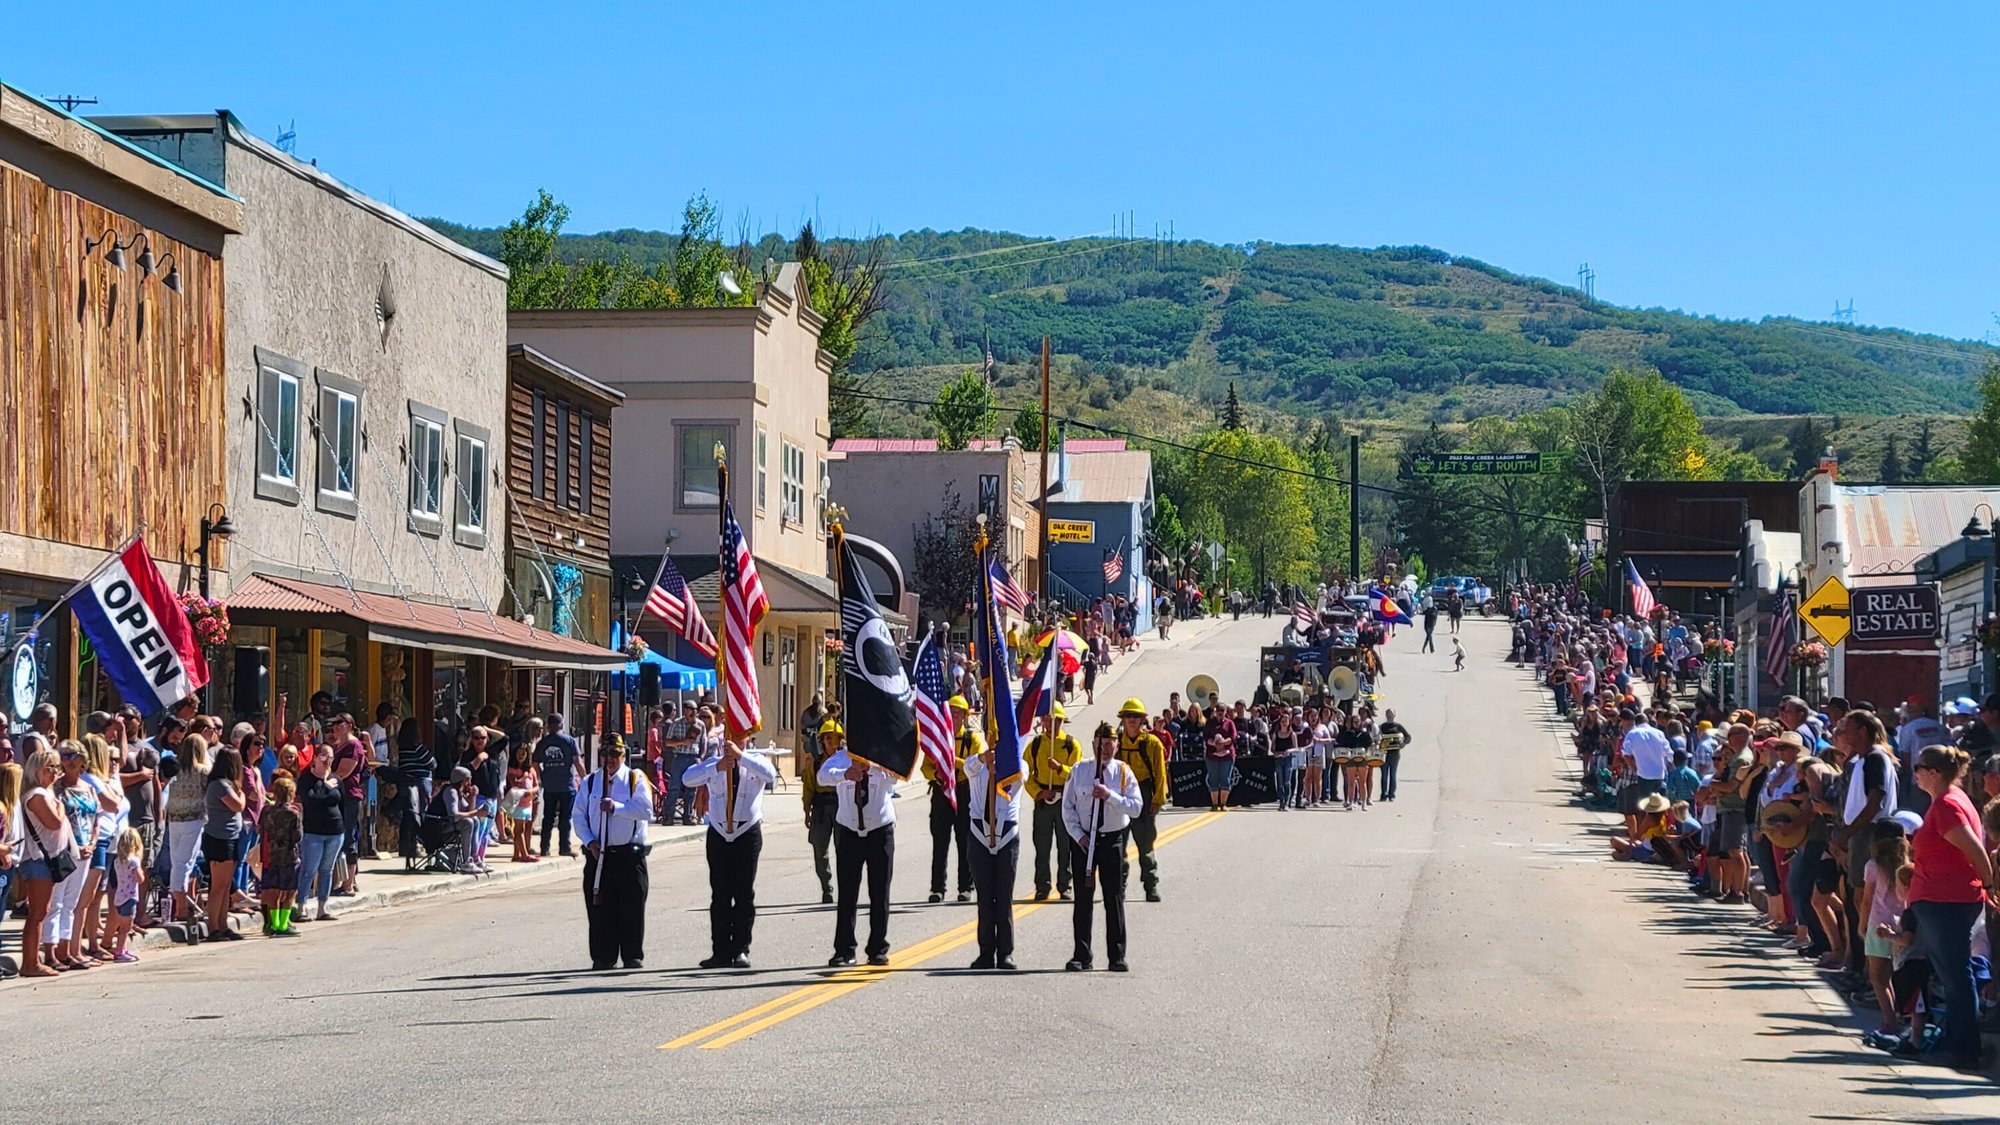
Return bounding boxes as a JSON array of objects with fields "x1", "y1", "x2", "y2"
[
  {"x1": 273, "y1": 628, "x2": 312, "y2": 723},
  {"x1": 434, "y1": 654, "x2": 470, "y2": 756},
  {"x1": 319, "y1": 631, "x2": 355, "y2": 713},
  {"x1": 1, "y1": 595, "x2": 60, "y2": 733}
]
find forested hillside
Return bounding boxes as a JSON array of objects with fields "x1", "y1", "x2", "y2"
[{"x1": 426, "y1": 219, "x2": 1993, "y2": 423}]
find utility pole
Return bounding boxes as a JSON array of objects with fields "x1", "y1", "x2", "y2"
[
  {"x1": 49, "y1": 95, "x2": 98, "y2": 113},
  {"x1": 1349, "y1": 435, "x2": 1361, "y2": 580},
  {"x1": 1038, "y1": 335, "x2": 1052, "y2": 601}
]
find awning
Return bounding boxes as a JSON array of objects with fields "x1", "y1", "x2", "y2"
[
  {"x1": 1623, "y1": 552, "x2": 1737, "y2": 587},
  {"x1": 226, "y1": 574, "x2": 627, "y2": 671},
  {"x1": 622, "y1": 648, "x2": 717, "y2": 691}
]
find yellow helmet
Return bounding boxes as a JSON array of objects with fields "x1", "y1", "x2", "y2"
[
  {"x1": 1049, "y1": 703, "x2": 1067, "y2": 721},
  {"x1": 817, "y1": 719, "x2": 845, "y2": 739},
  {"x1": 946, "y1": 695, "x2": 972, "y2": 712},
  {"x1": 1117, "y1": 697, "x2": 1148, "y2": 717}
]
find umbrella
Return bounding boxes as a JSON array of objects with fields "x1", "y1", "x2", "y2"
[{"x1": 1033, "y1": 628, "x2": 1086, "y2": 675}]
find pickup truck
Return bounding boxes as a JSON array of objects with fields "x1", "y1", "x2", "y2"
[{"x1": 1429, "y1": 575, "x2": 1493, "y2": 609}]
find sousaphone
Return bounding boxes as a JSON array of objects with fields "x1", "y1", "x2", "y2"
[
  {"x1": 1328, "y1": 665, "x2": 1361, "y2": 701},
  {"x1": 1186, "y1": 674, "x2": 1221, "y2": 712}
]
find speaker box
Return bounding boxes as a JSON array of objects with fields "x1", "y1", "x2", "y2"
[{"x1": 638, "y1": 662, "x2": 661, "y2": 706}]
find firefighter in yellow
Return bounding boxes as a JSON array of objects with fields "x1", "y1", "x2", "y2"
[
  {"x1": 1116, "y1": 698, "x2": 1169, "y2": 901},
  {"x1": 1025, "y1": 703, "x2": 1083, "y2": 900},
  {"x1": 922, "y1": 696, "x2": 979, "y2": 903}
]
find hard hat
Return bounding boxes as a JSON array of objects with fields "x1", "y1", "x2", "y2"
[
  {"x1": 946, "y1": 695, "x2": 972, "y2": 712},
  {"x1": 1117, "y1": 697, "x2": 1147, "y2": 717},
  {"x1": 817, "y1": 719, "x2": 845, "y2": 739},
  {"x1": 1049, "y1": 703, "x2": 1067, "y2": 721}
]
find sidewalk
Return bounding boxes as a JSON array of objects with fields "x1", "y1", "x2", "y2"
[{"x1": 0, "y1": 609, "x2": 1237, "y2": 976}]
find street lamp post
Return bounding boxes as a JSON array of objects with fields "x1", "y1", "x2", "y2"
[{"x1": 196, "y1": 504, "x2": 236, "y2": 599}]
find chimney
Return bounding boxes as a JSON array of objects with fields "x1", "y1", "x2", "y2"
[{"x1": 1817, "y1": 444, "x2": 1839, "y2": 481}]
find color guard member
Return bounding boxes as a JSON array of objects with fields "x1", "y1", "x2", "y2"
[{"x1": 683, "y1": 738, "x2": 777, "y2": 969}]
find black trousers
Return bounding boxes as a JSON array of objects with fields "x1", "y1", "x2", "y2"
[
  {"x1": 1031, "y1": 798, "x2": 1072, "y2": 895},
  {"x1": 541, "y1": 790, "x2": 574, "y2": 853},
  {"x1": 1071, "y1": 829, "x2": 1128, "y2": 966},
  {"x1": 968, "y1": 836, "x2": 1019, "y2": 958},
  {"x1": 706, "y1": 824, "x2": 762, "y2": 959},
  {"x1": 582, "y1": 844, "x2": 648, "y2": 968},
  {"x1": 929, "y1": 783, "x2": 971, "y2": 895},
  {"x1": 833, "y1": 824, "x2": 894, "y2": 958},
  {"x1": 1121, "y1": 802, "x2": 1159, "y2": 893},
  {"x1": 1381, "y1": 751, "x2": 1401, "y2": 800}
]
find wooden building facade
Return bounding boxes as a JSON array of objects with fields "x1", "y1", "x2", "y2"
[{"x1": 505, "y1": 342, "x2": 623, "y2": 637}]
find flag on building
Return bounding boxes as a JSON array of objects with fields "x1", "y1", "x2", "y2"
[
  {"x1": 989, "y1": 558, "x2": 1029, "y2": 613},
  {"x1": 975, "y1": 550, "x2": 1025, "y2": 791},
  {"x1": 1102, "y1": 538, "x2": 1125, "y2": 584},
  {"x1": 642, "y1": 553, "x2": 717, "y2": 659},
  {"x1": 839, "y1": 536, "x2": 917, "y2": 778},
  {"x1": 719, "y1": 500, "x2": 769, "y2": 737},
  {"x1": 1014, "y1": 642, "x2": 1061, "y2": 737},
  {"x1": 70, "y1": 538, "x2": 208, "y2": 713},
  {"x1": 1764, "y1": 591, "x2": 1796, "y2": 685},
  {"x1": 1625, "y1": 558, "x2": 1657, "y2": 618},
  {"x1": 910, "y1": 632, "x2": 957, "y2": 808}
]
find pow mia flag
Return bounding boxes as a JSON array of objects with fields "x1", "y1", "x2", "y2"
[{"x1": 838, "y1": 537, "x2": 918, "y2": 778}]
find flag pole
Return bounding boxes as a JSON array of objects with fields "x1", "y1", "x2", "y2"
[
  {"x1": 715, "y1": 444, "x2": 729, "y2": 739},
  {"x1": 831, "y1": 519, "x2": 846, "y2": 720},
  {"x1": 974, "y1": 515, "x2": 998, "y2": 850}
]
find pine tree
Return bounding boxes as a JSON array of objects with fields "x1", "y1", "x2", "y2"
[
  {"x1": 1910, "y1": 418, "x2": 1936, "y2": 480},
  {"x1": 1878, "y1": 434, "x2": 1905, "y2": 483},
  {"x1": 1962, "y1": 361, "x2": 2000, "y2": 484},
  {"x1": 1220, "y1": 381, "x2": 1245, "y2": 430},
  {"x1": 1788, "y1": 416, "x2": 1830, "y2": 477}
]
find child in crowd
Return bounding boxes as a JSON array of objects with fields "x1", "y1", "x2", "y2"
[
  {"x1": 1610, "y1": 794, "x2": 1671, "y2": 863},
  {"x1": 1860, "y1": 826, "x2": 1911, "y2": 1043},
  {"x1": 1869, "y1": 865, "x2": 1936, "y2": 1056},
  {"x1": 107, "y1": 828, "x2": 143, "y2": 963},
  {"x1": 258, "y1": 774, "x2": 303, "y2": 937}
]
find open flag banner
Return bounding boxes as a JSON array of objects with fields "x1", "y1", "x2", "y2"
[
  {"x1": 975, "y1": 549, "x2": 1024, "y2": 792},
  {"x1": 72, "y1": 538, "x2": 208, "y2": 713}
]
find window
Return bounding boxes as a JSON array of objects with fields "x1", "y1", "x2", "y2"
[
  {"x1": 778, "y1": 632, "x2": 797, "y2": 733},
  {"x1": 253, "y1": 348, "x2": 306, "y2": 504},
  {"x1": 781, "y1": 439, "x2": 805, "y2": 526},
  {"x1": 407, "y1": 402, "x2": 447, "y2": 533},
  {"x1": 530, "y1": 388, "x2": 547, "y2": 500},
  {"x1": 755, "y1": 425, "x2": 769, "y2": 513},
  {"x1": 454, "y1": 421, "x2": 490, "y2": 549},
  {"x1": 579, "y1": 413, "x2": 595, "y2": 516},
  {"x1": 816, "y1": 456, "x2": 828, "y2": 537},
  {"x1": 676, "y1": 423, "x2": 733, "y2": 510},
  {"x1": 555, "y1": 402, "x2": 573, "y2": 510},
  {"x1": 314, "y1": 368, "x2": 363, "y2": 518}
]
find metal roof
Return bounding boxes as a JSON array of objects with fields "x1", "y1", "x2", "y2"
[
  {"x1": 1057, "y1": 450, "x2": 1154, "y2": 505},
  {"x1": 1836, "y1": 484, "x2": 2000, "y2": 578}
]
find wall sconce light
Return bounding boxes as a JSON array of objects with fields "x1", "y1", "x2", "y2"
[{"x1": 83, "y1": 227, "x2": 128, "y2": 269}]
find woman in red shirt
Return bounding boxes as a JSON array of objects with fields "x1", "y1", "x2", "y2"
[{"x1": 1909, "y1": 744, "x2": 1995, "y2": 1070}]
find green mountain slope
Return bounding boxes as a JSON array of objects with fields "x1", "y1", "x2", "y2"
[{"x1": 425, "y1": 220, "x2": 1993, "y2": 422}]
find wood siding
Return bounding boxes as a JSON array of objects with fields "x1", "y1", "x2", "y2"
[
  {"x1": 0, "y1": 161, "x2": 226, "y2": 566},
  {"x1": 506, "y1": 374, "x2": 612, "y2": 561}
]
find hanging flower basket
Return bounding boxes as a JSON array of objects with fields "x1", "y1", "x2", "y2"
[
  {"x1": 180, "y1": 593, "x2": 232, "y2": 647},
  {"x1": 1788, "y1": 640, "x2": 1828, "y2": 670},
  {"x1": 824, "y1": 635, "x2": 845, "y2": 654},
  {"x1": 1702, "y1": 638, "x2": 1735, "y2": 661},
  {"x1": 1978, "y1": 613, "x2": 2000, "y2": 652},
  {"x1": 622, "y1": 635, "x2": 650, "y2": 660}
]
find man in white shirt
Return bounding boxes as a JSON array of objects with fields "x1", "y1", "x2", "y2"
[
  {"x1": 574, "y1": 746, "x2": 654, "y2": 971},
  {"x1": 684, "y1": 739, "x2": 778, "y2": 970},
  {"x1": 965, "y1": 745, "x2": 1024, "y2": 971},
  {"x1": 1617, "y1": 707, "x2": 1672, "y2": 838},
  {"x1": 817, "y1": 744, "x2": 898, "y2": 967},
  {"x1": 1063, "y1": 723, "x2": 1143, "y2": 973}
]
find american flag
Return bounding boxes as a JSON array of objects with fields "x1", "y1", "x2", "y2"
[
  {"x1": 1764, "y1": 591, "x2": 1795, "y2": 685},
  {"x1": 642, "y1": 554, "x2": 717, "y2": 659},
  {"x1": 910, "y1": 633, "x2": 957, "y2": 810},
  {"x1": 1292, "y1": 600, "x2": 1315, "y2": 634},
  {"x1": 720, "y1": 500, "x2": 769, "y2": 737},
  {"x1": 1573, "y1": 543, "x2": 1592, "y2": 587},
  {"x1": 1102, "y1": 551, "x2": 1123, "y2": 584},
  {"x1": 1624, "y1": 558, "x2": 1656, "y2": 618},
  {"x1": 989, "y1": 559, "x2": 1029, "y2": 612}
]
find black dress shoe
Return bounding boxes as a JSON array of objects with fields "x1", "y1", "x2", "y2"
[
  {"x1": 1145, "y1": 889, "x2": 1161, "y2": 903},
  {"x1": 821, "y1": 890, "x2": 835, "y2": 905},
  {"x1": 829, "y1": 954, "x2": 857, "y2": 968},
  {"x1": 623, "y1": 960, "x2": 643, "y2": 970},
  {"x1": 997, "y1": 957, "x2": 1018, "y2": 971},
  {"x1": 1108, "y1": 961, "x2": 1129, "y2": 973},
  {"x1": 699, "y1": 955, "x2": 729, "y2": 969},
  {"x1": 955, "y1": 891, "x2": 971, "y2": 903},
  {"x1": 927, "y1": 892, "x2": 943, "y2": 904},
  {"x1": 729, "y1": 953, "x2": 751, "y2": 969},
  {"x1": 1064, "y1": 959, "x2": 1088, "y2": 972},
  {"x1": 1032, "y1": 889, "x2": 1050, "y2": 901},
  {"x1": 867, "y1": 952, "x2": 890, "y2": 967},
  {"x1": 969, "y1": 955, "x2": 995, "y2": 971},
  {"x1": 591, "y1": 962, "x2": 615, "y2": 971}
]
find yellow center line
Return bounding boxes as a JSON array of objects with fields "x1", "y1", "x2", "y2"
[{"x1": 662, "y1": 808, "x2": 1226, "y2": 1051}]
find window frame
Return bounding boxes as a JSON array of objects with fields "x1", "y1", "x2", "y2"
[
  {"x1": 253, "y1": 347, "x2": 306, "y2": 505},
  {"x1": 780, "y1": 438, "x2": 805, "y2": 528},
  {"x1": 755, "y1": 424, "x2": 769, "y2": 514},
  {"x1": 406, "y1": 401, "x2": 449, "y2": 536},
  {"x1": 313, "y1": 368, "x2": 364, "y2": 519},
  {"x1": 453, "y1": 419, "x2": 490, "y2": 549},
  {"x1": 530, "y1": 388, "x2": 548, "y2": 501},
  {"x1": 674, "y1": 421, "x2": 736, "y2": 513}
]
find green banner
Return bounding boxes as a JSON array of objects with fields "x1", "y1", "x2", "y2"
[{"x1": 1411, "y1": 452, "x2": 1544, "y2": 476}]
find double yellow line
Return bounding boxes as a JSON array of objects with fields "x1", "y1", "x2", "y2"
[{"x1": 662, "y1": 808, "x2": 1226, "y2": 1050}]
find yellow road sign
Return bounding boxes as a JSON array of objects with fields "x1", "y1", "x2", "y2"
[{"x1": 1799, "y1": 575, "x2": 1851, "y2": 647}]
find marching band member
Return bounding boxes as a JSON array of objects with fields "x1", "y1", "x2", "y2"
[
  {"x1": 683, "y1": 738, "x2": 777, "y2": 969},
  {"x1": 1065, "y1": 722, "x2": 1142, "y2": 972},
  {"x1": 925, "y1": 696, "x2": 977, "y2": 904},
  {"x1": 1115, "y1": 699, "x2": 1169, "y2": 902},
  {"x1": 1026, "y1": 704, "x2": 1082, "y2": 901},
  {"x1": 964, "y1": 741, "x2": 1024, "y2": 970},
  {"x1": 574, "y1": 744, "x2": 654, "y2": 971},
  {"x1": 818, "y1": 739, "x2": 898, "y2": 967}
]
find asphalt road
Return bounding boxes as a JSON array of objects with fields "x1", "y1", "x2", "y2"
[{"x1": 7, "y1": 615, "x2": 1997, "y2": 1123}]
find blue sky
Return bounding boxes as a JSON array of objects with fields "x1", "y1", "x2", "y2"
[{"x1": 7, "y1": 1, "x2": 1995, "y2": 340}]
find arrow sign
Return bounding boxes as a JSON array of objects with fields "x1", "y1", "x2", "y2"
[{"x1": 1799, "y1": 576, "x2": 1851, "y2": 647}]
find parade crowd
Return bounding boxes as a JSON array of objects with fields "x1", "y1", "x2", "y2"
[{"x1": 1516, "y1": 584, "x2": 1999, "y2": 1072}]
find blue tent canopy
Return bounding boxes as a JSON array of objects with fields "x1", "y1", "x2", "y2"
[{"x1": 621, "y1": 647, "x2": 716, "y2": 691}]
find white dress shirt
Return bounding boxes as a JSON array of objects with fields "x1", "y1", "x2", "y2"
[
  {"x1": 1062, "y1": 757, "x2": 1142, "y2": 844},
  {"x1": 963, "y1": 753, "x2": 1023, "y2": 852},
  {"x1": 683, "y1": 750, "x2": 778, "y2": 842},
  {"x1": 816, "y1": 749, "x2": 897, "y2": 835},
  {"x1": 573, "y1": 766, "x2": 653, "y2": 849}
]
